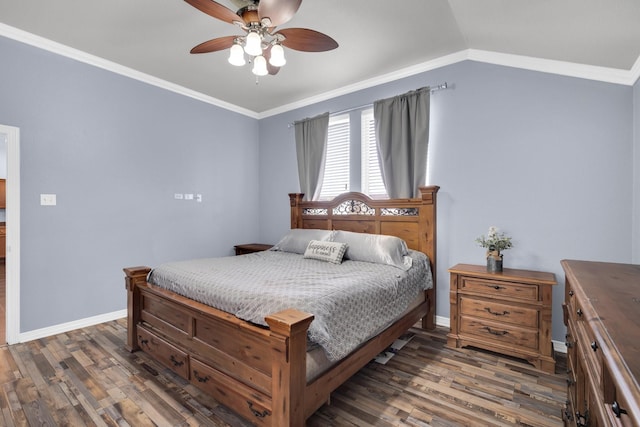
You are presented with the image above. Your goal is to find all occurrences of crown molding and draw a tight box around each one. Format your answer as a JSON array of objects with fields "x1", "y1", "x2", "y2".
[
  {"x1": 258, "y1": 51, "x2": 468, "y2": 119},
  {"x1": 466, "y1": 49, "x2": 636, "y2": 86},
  {"x1": 0, "y1": 23, "x2": 259, "y2": 119},
  {"x1": 631, "y1": 55, "x2": 640, "y2": 85},
  {"x1": 2, "y1": 22, "x2": 638, "y2": 118}
]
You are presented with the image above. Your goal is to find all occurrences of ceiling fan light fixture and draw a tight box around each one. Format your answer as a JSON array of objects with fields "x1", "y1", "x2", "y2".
[
  {"x1": 252, "y1": 55, "x2": 269, "y2": 76},
  {"x1": 228, "y1": 43, "x2": 246, "y2": 66},
  {"x1": 244, "y1": 31, "x2": 263, "y2": 56},
  {"x1": 269, "y1": 44, "x2": 286, "y2": 67}
]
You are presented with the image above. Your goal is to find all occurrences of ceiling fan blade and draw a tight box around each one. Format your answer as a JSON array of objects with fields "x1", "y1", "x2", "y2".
[
  {"x1": 258, "y1": 0, "x2": 301, "y2": 27},
  {"x1": 190, "y1": 35, "x2": 236, "y2": 54},
  {"x1": 276, "y1": 28, "x2": 338, "y2": 52},
  {"x1": 184, "y1": 0, "x2": 240, "y2": 24}
]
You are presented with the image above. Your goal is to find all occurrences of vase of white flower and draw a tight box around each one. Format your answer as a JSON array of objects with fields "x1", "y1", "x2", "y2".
[{"x1": 476, "y1": 226, "x2": 513, "y2": 272}]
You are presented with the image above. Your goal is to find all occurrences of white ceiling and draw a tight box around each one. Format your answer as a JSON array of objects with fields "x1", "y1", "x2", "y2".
[{"x1": 1, "y1": 0, "x2": 639, "y2": 115}]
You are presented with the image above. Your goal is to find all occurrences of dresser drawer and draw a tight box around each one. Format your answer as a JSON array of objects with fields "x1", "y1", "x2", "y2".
[
  {"x1": 459, "y1": 316, "x2": 539, "y2": 350},
  {"x1": 459, "y1": 296, "x2": 539, "y2": 328},
  {"x1": 461, "y1": 277, "x2": 539, "y2": 301},
  {"x1": 575, "y1": 321, "x2": 603, "y2": 388},
  {"x1": 137, "y1": 327, "x2": 190, "y2": 380}
]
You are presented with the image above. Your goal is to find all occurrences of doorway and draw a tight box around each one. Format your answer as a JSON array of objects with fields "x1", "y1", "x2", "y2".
[{"x1": 0, "y1": 125, "x2": 20, "y2": 345}]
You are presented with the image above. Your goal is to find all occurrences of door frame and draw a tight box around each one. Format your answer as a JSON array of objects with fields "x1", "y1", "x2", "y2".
[{"x1": 0, "y1": 124, "x2": 20, "y2": 344}]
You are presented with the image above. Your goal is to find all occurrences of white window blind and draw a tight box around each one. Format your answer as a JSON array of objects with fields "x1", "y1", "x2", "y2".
[
  {"x1": 318, "y1": 114, "x2": 350, "y2": 200},
  {"x1": 361, "y1": 109, "x2": 388, "y2": 199}
]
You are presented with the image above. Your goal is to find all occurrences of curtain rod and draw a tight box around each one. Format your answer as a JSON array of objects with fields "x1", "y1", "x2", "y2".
[{"x1": 289, "y1": 82, "x2": 449, "y2": 128}]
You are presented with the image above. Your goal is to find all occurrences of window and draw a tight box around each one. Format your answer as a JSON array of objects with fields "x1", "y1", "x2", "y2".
[
  {"x1": 361, "y1": 109, "x2": 388, "y2": 199},
  {"x1": 318, "y1": 114, "x2": 350, "y2": 200},
  {"x1": 319, "y1": 109, "x2": 389, "y2": 200}
]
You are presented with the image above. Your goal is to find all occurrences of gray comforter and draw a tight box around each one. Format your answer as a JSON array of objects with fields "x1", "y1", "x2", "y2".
[{"x1": 148, "y1": 250, "x2": 432, "y2": 361}]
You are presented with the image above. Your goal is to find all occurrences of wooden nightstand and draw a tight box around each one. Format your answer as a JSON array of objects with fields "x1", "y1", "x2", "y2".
[
  {"x1": 447, "y1": 263, "x2": 556, "y2": 373},
  {"x1": 234, "y1": 243, "x2": 273, "y2": 256}
]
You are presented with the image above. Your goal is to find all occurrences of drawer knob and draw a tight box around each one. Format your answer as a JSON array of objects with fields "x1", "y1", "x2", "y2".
[
  {"x1": 566, "y1": 378, "x2": 575, "y2": 386},
  {"x1": 487, "y1": 284, "x2": 505, "y2": 290},
  {"x1": 563, "y1": 408, "x2": 574, "y2": 421},
  {"x1": 575, "y1": 411, "x2": 588, "y2": 427},
  {"x1": 483, "y1": 326, "x2": 509, "y2": 336},
  {"x1": 170, "y1": 355, "x2": 185, "y2": 367},
  {"x1": 247, "y1": 401, "x2": 271, "y2": 418},
  {"x1": 591, "y1": 341, "x2": 599, "y2": 352},
  {"x1": 576, "y1": 308, "x2": 583, "y2": 317},
  {"x1": 484, "y1": 307, "x2": 510, "y2": 316},
  {"x1": 138, "y1": 335, "x2": 149, "y2": 348},
  {"x1": 193, "y1": 370, "x2": 210, "y2": 383},
  {"x1": 565, "y1": 340, "x2": 573, "y2": 348},
  {"x1": 569, "y1": 290, "x2": 574, "y2": 297},
  {"x1": 612, "y1": 401, "x2": 628, "y2": 418}
]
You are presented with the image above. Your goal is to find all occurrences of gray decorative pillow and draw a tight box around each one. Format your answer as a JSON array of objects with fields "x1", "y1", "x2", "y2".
[
  {"x1": 331, "y1": 230, "x2": 412, "y2": 270},
  {"x1": 272, "y1": 229, "x2": 334, "y2": 254},
  {"x1": 304, "y1": 240, "x2": 348, "y2": 264}
]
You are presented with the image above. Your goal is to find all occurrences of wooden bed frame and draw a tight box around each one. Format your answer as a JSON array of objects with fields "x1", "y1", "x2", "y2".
[{"x1": 124, "y1": 185, "x2": 439, "y2": 426}]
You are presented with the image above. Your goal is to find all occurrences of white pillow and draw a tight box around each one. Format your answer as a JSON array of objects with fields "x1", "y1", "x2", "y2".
[
  {"x1": 272, "y1": 229, "x2": 334, "y2": 254},
  {"x1": 331, "y1": 230, "x2": 412, "y2": 270},
  {"x1": 303, "y1": 240, "x2": 348, "y2": 264}
]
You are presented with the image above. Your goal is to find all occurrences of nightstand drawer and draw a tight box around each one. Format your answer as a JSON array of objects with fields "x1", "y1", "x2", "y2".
[
  {"x1": 460, "y1": 316, "x2": 539, "y2": 350},
  {"x1": 461, "y1": 277, "x2": 539, "y2": 301},
  {"x1": 459, "y1": 296, "x2": 539, "y2": 328}
]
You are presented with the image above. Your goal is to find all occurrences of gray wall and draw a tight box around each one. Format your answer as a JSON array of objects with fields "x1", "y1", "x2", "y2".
[
  {"x1": 259, "y1": 60, "x2": 634, "y2": 342},
  {"x1": 0, "y1": 36, "x2": 260, "y2": 332}
]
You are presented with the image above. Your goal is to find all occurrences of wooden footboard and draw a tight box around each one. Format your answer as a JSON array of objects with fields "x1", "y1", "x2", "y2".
[
  {"x1": 125, "y1": 266, "x2": 315, "y2": 425},
  {"x1": 125, "y1": 266, "x2": 430, "y2": 426}
]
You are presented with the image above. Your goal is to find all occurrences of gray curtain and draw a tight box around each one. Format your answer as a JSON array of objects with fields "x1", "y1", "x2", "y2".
[
  {"x1": 294, "y1": 112, "x2": 330, "y2": 201},
  {"x1": 373, "y1": 87, "x2": 430, "y2": 198}
]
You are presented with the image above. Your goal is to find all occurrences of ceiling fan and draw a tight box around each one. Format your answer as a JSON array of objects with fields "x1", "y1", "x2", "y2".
[{"x1": 184, "y1": 0, "x2": 339, "y2": 76}]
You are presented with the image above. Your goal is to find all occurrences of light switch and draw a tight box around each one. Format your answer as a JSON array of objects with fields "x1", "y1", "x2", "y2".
[
  {"x1": 174, "y1": 193, "x2": 184, "y2": 200},
  {"x1": 184, "y1": 193, "x2": 194, "y2": 200},
  {"x1": 41, "y1": 194, "x2": 57, "y2": 206},
  {"x1": 196, "y1": 194, "x2": 202, "y2": 202}
]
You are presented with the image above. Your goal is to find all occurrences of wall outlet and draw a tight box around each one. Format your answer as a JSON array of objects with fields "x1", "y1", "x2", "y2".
[
  {"x1": 174, "y1": 193, "x2": 183, "y2": 200},
  {"x1": 40, "y1": 194, "x2": 57, "y2": 206},
  {"x1": 184, "y1": 193, "x2": 194, "y2": 200},
  {"x1": 196, "y1": 194, "x2": 202, "y2": 202}
]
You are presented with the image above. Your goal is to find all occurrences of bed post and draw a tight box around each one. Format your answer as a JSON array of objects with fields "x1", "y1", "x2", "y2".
[
  {"x1": 289, "y1": 193, "x2": 304, "y2": 229},
  {"x1": 418, "y1": 185, "x2": 439, "y2": 330},
  {"x1": 123, "y1": 266, "x2": 151, "y2": 352},
  {"x1": 265, "y1": 309, "x2": 314, "y2": 427}
]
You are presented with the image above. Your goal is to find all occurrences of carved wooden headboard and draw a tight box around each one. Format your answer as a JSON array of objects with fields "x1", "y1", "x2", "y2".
[{"x1": 288, "y1": 185, "x2": 439, "y2": 291}]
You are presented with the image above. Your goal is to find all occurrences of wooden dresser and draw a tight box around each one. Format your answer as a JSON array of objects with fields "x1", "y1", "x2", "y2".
[
  {"x1": 561, "y1": 260, "x2": 640, "y2": 427},
  {"x1": 448, "y1": 263, "x2": 556, "y2": 373}
]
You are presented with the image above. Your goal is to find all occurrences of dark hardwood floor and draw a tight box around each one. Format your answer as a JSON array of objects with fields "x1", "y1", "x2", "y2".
[{"x1": 0, "y1": 319, "x2": 566, "y2": 426}]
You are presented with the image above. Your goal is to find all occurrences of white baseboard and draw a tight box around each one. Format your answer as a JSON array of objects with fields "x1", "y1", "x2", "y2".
[
  {"x1": 553, "y1": 340, "x2": 568, "y2": 354},
  {"x1": 17, "y1": 309, "x2": 127, "y2": 343},
  {"x1": 435, "y1": 315, "x2": 450, "y2": 328}
]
